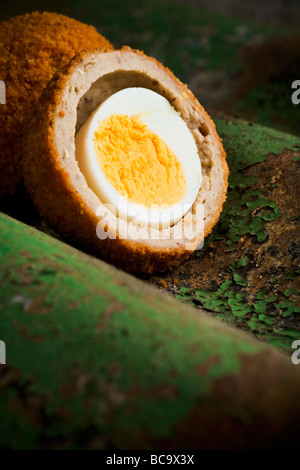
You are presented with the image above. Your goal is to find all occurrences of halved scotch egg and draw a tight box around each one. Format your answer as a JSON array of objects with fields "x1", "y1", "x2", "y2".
[
  {"x1": 75, "y1": 87, "x2": 202, "y2": 229},
  {"x1": 23, "y1": 47, "x2": 228, "y2": 274}
]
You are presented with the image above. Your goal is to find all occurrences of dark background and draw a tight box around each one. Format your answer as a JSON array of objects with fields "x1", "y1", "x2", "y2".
[{"x1": 1, "y1": 0, "x2": 299, "y2": 135}]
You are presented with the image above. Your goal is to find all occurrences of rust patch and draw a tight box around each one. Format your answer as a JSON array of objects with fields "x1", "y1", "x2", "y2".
[
  {"x1": 149, "y1": 149, "x2": 300, "y2": 343},
  {"x1": 95, "y1": 301, "x2": 124, "y2": 333},
  {"x1": 25, "y1": 294, "x2": 53, "y2": 315},
  {"x1": 196, "y1": 355, "x2": 221, "y2": 377}
]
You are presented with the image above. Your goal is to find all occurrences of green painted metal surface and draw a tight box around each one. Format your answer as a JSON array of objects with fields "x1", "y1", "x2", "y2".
[
  {"x1": 0, "y1": 212, "x2": 300, "y2": 449},
  {"x1": 150, "y1": 120, "x2": 300, "y2": 351}
]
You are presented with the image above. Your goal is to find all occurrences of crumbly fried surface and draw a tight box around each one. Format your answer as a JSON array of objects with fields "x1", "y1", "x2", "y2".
[
  {"x1": 0, "y1": 11, "x2": 114, "y2": 197},
  {"x1": 23, "y1": 47, "x2": 228, "y2": 274}
]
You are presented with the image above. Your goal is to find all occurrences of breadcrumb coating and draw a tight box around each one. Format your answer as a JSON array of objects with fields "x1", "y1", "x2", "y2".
[
  {"x1": 0, "y1": 11, "x2": 114, "y2": 196},
  {"x1": 23, "y1": 48, "x2": 228, "y2": 274}
]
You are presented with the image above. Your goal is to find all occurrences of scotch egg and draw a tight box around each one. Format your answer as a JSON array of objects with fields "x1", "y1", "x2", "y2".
[
  {"x1": 23, "y1": 47, "x2": 228, "y2": 273},
  {"x1": 75, "y1": 87, "x2": 202, "y2": 229}
]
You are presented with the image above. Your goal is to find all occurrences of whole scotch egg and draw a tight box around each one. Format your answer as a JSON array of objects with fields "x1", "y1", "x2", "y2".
[
  {"x1": 23, "y1": 47, "x2": 229, "y2": 274},
  {"x1": 0, "y1": 12, "x2": 114, "y2": 198},
  {"x1": 75, "y1": 87, "x2": 202, "y2": 229}
]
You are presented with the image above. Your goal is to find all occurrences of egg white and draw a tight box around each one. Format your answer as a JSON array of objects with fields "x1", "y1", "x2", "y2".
[{"x1": 75, "y1": 87, "x2": 202, "y2": 229}]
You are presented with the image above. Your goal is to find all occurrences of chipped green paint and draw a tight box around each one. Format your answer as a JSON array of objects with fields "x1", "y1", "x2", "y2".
[
  {"x1": 176, "y1": 278, "x2": 299, "y2": 351},
  {"x1": 171, "y1": 120, "x2": 300, "y2": 350},
  {"x1": 177, "y1": 241, "x2": 299, "y2": 351},
  {"x1": 284, "y1": 288, "x2": 300, "y2": 297},
  {"x1": 177, "y1": 158, "x2": 300, "y2": 350},
  {"x1": 148, "y1": 119, "x2": 299, "y2": 355},
  {"x1": 177, "y1": 282, "x2": 251, "y2": 323},
  {"x1": 204, "y1": 120, "x2": 300, "y2": 251}
]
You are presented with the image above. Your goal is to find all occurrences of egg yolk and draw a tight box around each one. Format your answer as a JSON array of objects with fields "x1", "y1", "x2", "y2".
[{"x1": 93, "y1": 114, "x2": 186, "y2": 208}]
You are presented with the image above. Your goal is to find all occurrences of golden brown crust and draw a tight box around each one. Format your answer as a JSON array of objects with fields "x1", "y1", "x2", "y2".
[
  {"x1": 23, "y1": 47, "x2": 228, "y2": 274},
  {"x1": 0, "y1": 11, "x2": 114, "y2": 197},
  {"x1": 118, "y1": 48, "x2": 229, "y2": 240}
]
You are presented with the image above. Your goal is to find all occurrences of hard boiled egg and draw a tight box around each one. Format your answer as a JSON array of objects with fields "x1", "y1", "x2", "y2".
[{"x1": 75, "y1": 87, "x2": 202, "y2": 229}]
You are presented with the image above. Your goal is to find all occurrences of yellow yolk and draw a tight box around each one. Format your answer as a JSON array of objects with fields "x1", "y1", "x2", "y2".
[
  {"x1": 75, "y1": 87, "x2": 202, "y2": 229},
  {"x1": 93, "y1": 114, "x2": 186, "y2": 208}
]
